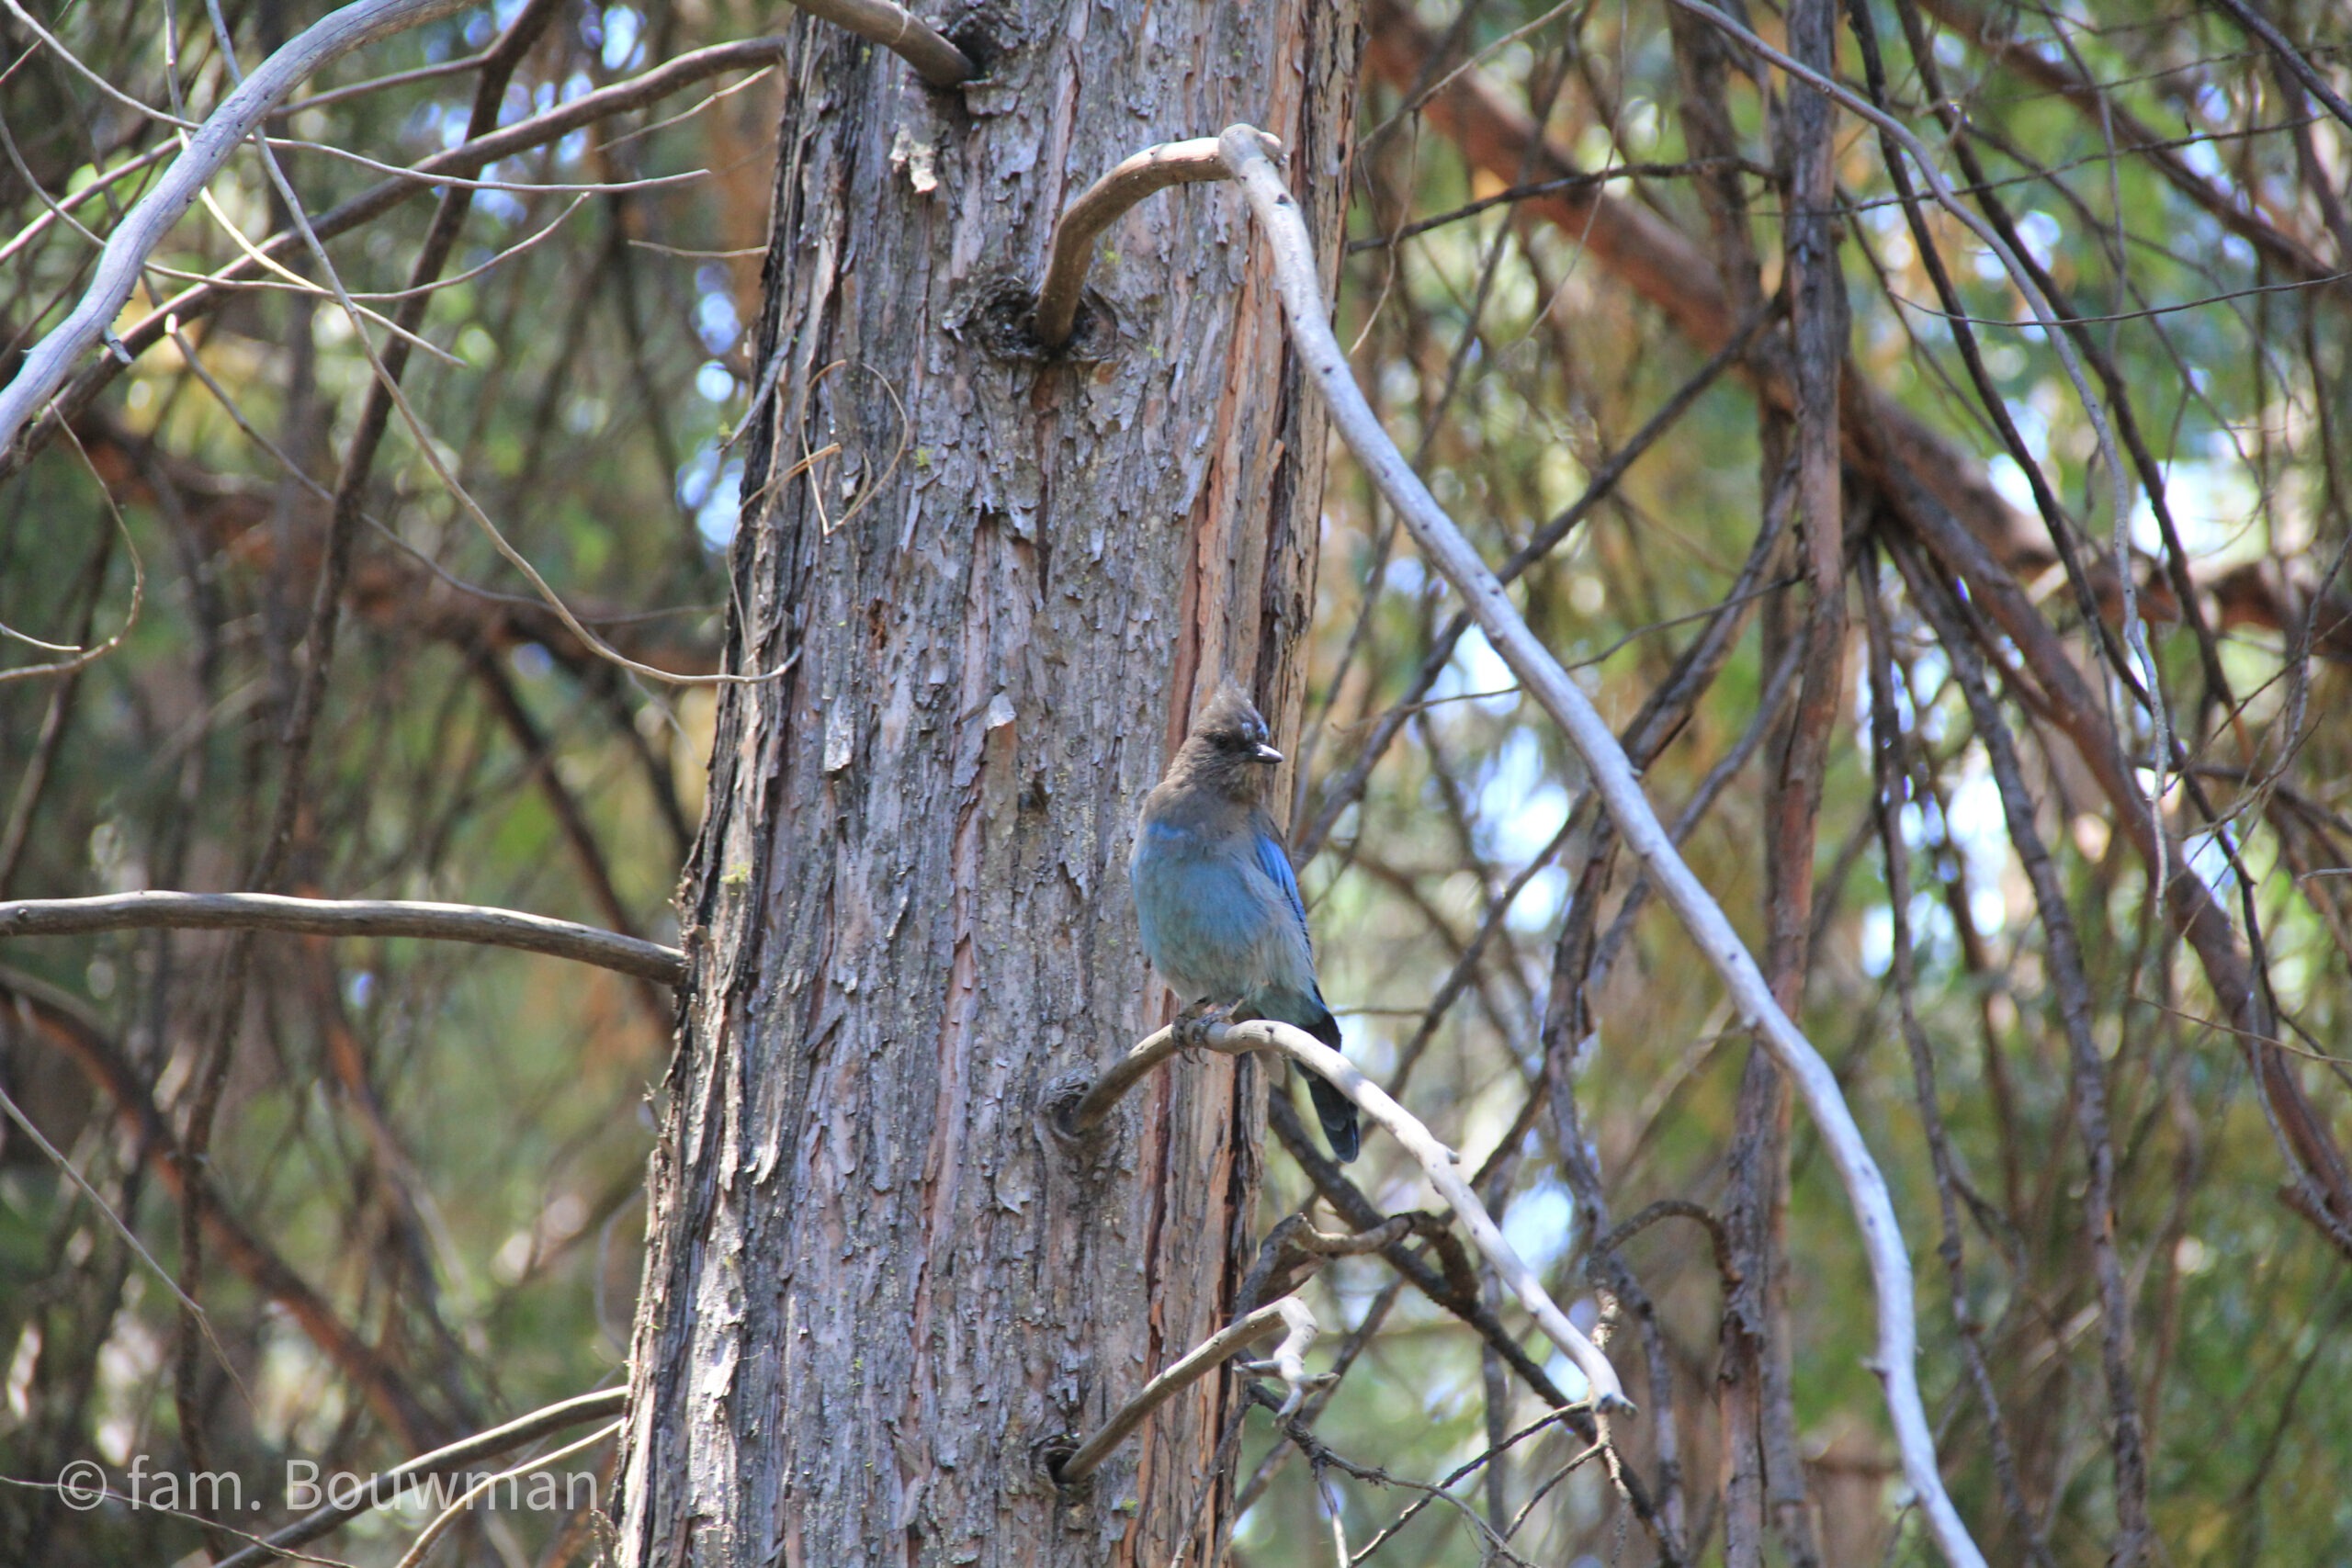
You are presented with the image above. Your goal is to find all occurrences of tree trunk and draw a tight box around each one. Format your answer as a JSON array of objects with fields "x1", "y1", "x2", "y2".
[{"x1": 610, "y1": 6, "x2": 1359, "y2": 1563}]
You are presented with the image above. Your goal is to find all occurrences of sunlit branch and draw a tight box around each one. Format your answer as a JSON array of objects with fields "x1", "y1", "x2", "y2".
[{"x1": 0, "y1": 35, "x2": 800, "y2": 479}]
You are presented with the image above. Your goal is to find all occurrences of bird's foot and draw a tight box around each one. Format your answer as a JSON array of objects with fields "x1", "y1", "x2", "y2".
[{"x1": 1173, "y1": 999, "x2": 1231, "y2": 1059}]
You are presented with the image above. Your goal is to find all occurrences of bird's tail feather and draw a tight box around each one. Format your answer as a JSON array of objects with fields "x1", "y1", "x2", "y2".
[
  {"x1": 1301, "y1": 1008, "x2": 1361, "y2": 1163},
  {"x1": 1307, "y1": 1073, "x2": 1362, "y2": 1163}
]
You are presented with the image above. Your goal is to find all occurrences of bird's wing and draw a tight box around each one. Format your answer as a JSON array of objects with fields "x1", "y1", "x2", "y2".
[{"x1": 1250, "y1": 816, "x2": 1313, "y2": 950}]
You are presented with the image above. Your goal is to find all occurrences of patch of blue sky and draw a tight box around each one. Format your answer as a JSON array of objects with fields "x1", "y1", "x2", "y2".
[
  {"x1": 2183, "y1": 829, "x2": 2242, "y2": 900},
  {"x1": 2015, "y1": 209, "x2": 2061, "y2": 271},
  {"x1": 1475, "y1": 728, "x2": 1569, "y2": 868},
  {"x1": 697, "y1": 468, "x2": 744, "y2": 550},
  {"x1": 474, "y1": 187, "x2": 526, "y2": 225},
  {"x1": 1499, "y1": 1179, "x2": 1576, "y2": 1276},
  {"x1": 2127, "y1": 457, "x2": 2256, "y2": 560},
  {"x1": 1860, "y1": 891, "x2": 1960, "y2": 977},
  {"x1": 695, "y1": 270, "x2": 741, "y2": 355},
  {"x1": 1945, "y1": 767, "x2": 2010, "y2": 904},
  {"x1": 1431, "y1": 623, "x2": 1520, "y2": 716},
  {"x1": 1509, "y1": 864, "x2": 1569, "y2": 932},
  {"x1": 600, "y1": 6, "x2": 645, "y2": 72},
  {"x1": 676, "y1": 440, "x2": 743, "y2": 549}
]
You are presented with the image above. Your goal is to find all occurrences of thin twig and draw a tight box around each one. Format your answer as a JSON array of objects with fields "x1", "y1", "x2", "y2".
[
  {"x1": 209, "y1": 1388, "x2": 628, "y2": 1568},
  {"x1": 2208, "y1": 0, "x2": 2352, "y2": 135},
  {"x1": 0, "y1": 0, "x2": 479, "y2": 451},
  {"x1": 2, "y1": 969, "x2": 440, "y2": 1444},
  {"x1": 0, "y1": 1078, "x2": 248, "y2": 1398},
  {"x1": 1, "y1": 35, "x2": 802, "y2": 479},
  {"x1": 1656, "y1": 0, "x2": 2165, "y2": 932},
  {"x1": 390, "y1": 1418, "x2": 622, "y2": 1568}
]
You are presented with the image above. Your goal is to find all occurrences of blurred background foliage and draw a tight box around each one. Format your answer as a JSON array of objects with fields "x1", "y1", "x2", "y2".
[{"x1": 2, "y1": 0, "x2": 2348, "y2": 1562}]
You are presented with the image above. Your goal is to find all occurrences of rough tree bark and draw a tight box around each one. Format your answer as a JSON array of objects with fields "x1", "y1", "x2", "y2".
[{"x1": 609, "y1": 5, "x2": 1359, "y2": 1564}]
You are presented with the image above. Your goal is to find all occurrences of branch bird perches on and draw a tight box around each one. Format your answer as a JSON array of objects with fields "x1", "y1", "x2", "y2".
[{"x1": 1057, "y1": 1013, "x2": 1632, "y2": 1414}]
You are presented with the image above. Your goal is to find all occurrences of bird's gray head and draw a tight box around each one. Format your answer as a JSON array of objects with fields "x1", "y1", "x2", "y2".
[{"x1": 1169, "y1": 683, "x2": 1283, "y2": 801}]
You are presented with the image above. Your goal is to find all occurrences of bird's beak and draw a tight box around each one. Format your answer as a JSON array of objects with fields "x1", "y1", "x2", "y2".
[{"x1": 1252, "y1": 743, "x2": 1283, "y2": 765}]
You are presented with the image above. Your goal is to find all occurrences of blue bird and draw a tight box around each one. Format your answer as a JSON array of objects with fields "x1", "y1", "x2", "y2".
[{"x1": 1131, "y1": 683, "x2": 1362, "y2": 1162}]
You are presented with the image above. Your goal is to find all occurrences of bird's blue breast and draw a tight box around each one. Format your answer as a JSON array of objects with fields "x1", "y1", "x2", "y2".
[{"x1": 1131, "y1": 817, "x2": 1313, "y2": 1006}]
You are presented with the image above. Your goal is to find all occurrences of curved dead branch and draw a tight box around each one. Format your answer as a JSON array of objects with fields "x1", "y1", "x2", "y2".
[
  {"x1": 1214, "y1": 123, "x2": 1982, "y2": 1567},
  {"x1": 790, "y1": 0, "x2": 973, "y2": 86},
  {"x1": 1032, "y1": 133, "x2": 1280, "y2": 348}
]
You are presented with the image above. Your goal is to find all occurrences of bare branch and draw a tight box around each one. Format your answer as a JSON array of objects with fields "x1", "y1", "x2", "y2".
[
  {"x1": 2, "y1": 969, "x2": 443, "y2": 1445},
  {"x1": 1232, "y1": 1297, "x2": 1326, "y2": 1420},
  {"x1": 0, "y1": 892, "x2": 684, "y2": 985},
  {"x1": 0, "y1": 1077, "x2": 242, "y2": 1391},
  {"x1": 1214, "y1": 123, "x2": 1982, "y2": 1566},
  {"x1": 390, "y1": 1418, "x2": 621, "y2": 1568},
  {"x1": 1911, "y1": 0, "x2": 2338, "y2": 282},
  {"x1": 2209, "y1": 0, "x2": 2352, "y2": 135}
]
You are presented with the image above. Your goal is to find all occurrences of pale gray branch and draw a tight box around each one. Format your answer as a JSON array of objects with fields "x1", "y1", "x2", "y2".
[
  {"x1": 1234, "y1": 1296, "x2": 1325, "y2": 1419},
  {"x1": 0, "y1": 892, "x2": 684, "y2": 986},
  {"x1": 1214, "y1": 123, "x2": 1984, "y2": 1567}
]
